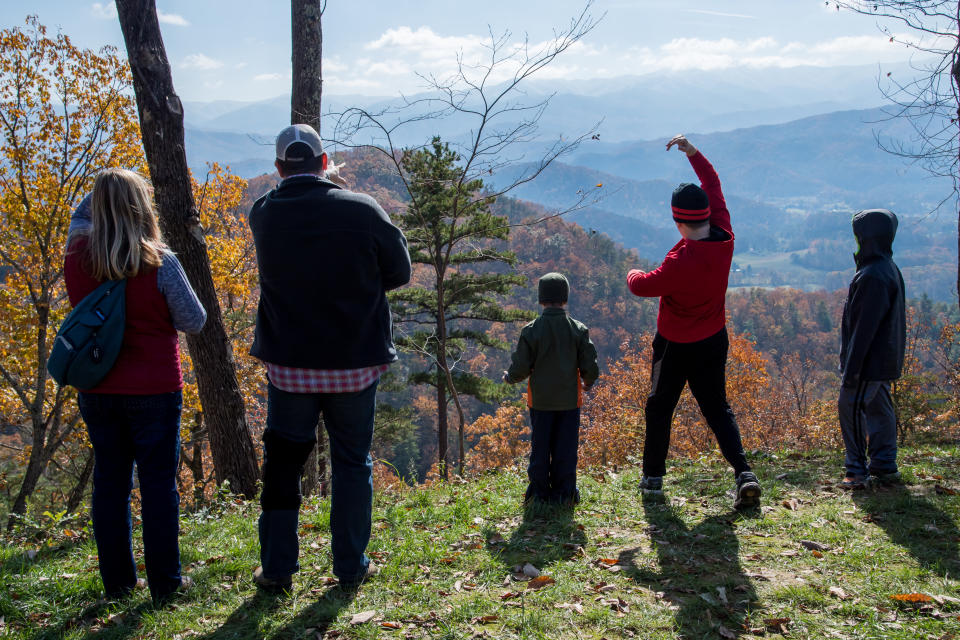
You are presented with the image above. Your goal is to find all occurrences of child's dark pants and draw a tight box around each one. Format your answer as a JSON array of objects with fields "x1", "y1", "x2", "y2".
[
  {"x1": 642, "y1": 328, "x2": 751, "y2": 478},
  {"x1": 527, "y1": 407, "x2": 580, "y2": 504}
]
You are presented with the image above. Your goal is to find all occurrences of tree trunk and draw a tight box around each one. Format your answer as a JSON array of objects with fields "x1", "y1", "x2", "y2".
[
  {"x1": 65, "y1": 448, "x2": 95, "y2": 515},
  {"x1": 291, "y1": 0, "x2": 323, "y2": 132},
  {"x1": 6, "y1": 422, "x2": 49, "y2": 529},
  {"x1": 302, "y1": 421, "x2": 327, "y2": 498},
  {"x1": 436, "y1": 371, "x2": 449, "y2": 479},
  {"x1": 114, "y1": 0, "x2": 259, "y2": 498},
  {"x1": 953, "y1": 52, "x2": 960, "y2": 308},
  {"x1": 290, "y1": 0, "x2": 326, "y2": 497}
]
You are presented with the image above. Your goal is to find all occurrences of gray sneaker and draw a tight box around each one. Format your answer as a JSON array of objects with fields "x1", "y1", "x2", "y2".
[
  {"x1": 735, "y1": 471, "x2": 762, "y2": 509},
  {"x1": 253, "y1": 566, "x2": 293, "y2": 593},
  {"x1": 640, "y1": 476, "x2": 663, "y2": 493}
]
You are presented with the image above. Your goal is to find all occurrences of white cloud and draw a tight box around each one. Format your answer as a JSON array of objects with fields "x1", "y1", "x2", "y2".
[
  {"x1": 254, "y1": 73, "x2": 284, "y2": 82},
  {"x1": 91, "y1": 2, "x2": 117, "y2": 19},
  {"x1": 366, "y1": 26, "x2": 486, "y2": 62},
  {"x1": 157, "y1": 10, "x2": 190, "y2": 27},
  {"x1": 181, "y1": 53, "x2": 223, "y2": 70},
  {"x1": 235, "y1": 62, "x2": 248, "y2": 70},
  {"x1": 685, "y1": 9, "x2": 756, "y2": 19}
]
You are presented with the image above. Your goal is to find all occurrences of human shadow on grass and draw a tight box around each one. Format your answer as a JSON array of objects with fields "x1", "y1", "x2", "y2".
[
  {"x1": 853, "y1": 486, "x2": 960, "y2": 575},
  {"x1": 615, "y1": 494, "x2": 760, "y2": 638},
  {"x1": 487, "y1": 501, "x2": 587, "y2": 572},
  {"x1": 191, "y1": 584, "x2": 357, "y2": 640},
  {"x1": 29, "y1": 598, "x2": 150, "y2": 640}
]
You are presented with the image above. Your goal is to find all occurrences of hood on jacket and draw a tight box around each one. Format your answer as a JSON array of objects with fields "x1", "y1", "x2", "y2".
[{"x1": 852, "y1": 208, "x2": 897, "y2": 267}]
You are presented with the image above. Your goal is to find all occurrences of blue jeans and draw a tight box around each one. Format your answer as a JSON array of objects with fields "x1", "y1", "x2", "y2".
[
  {"x1": 838, "y1": 380, "x2": 898, "y2": 477},
  {"x1": 259, "y1": 380, "x2": 377, "y2": 583},
  {"x1": 78, "y1": 391, "x2": 183, "y2": 601},
  {"x1": 527, "y1": 408, "x2": 581, "y2": 504}
]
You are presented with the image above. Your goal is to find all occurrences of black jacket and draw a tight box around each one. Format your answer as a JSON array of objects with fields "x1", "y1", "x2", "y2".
[
  {"x1": 249, "y1": 175, "x2": 411, "y2": 368},
  {"x1": 840, "y1": 209, "x2": 905, "y2": 387}
]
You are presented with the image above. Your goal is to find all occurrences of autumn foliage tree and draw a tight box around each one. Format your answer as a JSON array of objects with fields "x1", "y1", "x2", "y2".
[
  {"x1": 0, "y1": 18, "x2": 143, "y2": 526},
  {"x1": 178, "y1": 164, "x2": 265, "y2": 507}
]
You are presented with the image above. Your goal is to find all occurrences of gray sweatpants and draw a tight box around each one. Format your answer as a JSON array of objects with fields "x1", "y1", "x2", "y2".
[{"x1": 837, "y1": 380, "x2": 898, "y2": 477}]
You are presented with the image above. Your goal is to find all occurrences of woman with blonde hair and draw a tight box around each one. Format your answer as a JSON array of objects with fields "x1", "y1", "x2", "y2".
[{"x1": 65, "y1": 168, "x2": 206, "y2": 604}]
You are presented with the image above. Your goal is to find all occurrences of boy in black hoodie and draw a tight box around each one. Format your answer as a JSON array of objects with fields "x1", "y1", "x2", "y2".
[{"x1": 838, "y1": 209, "x2": 906, "y2": 490}]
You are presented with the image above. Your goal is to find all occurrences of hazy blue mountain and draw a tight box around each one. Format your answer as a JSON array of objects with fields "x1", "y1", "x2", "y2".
[{"x1": 180, "y1": 63, "x2": 914, "y2": 176}]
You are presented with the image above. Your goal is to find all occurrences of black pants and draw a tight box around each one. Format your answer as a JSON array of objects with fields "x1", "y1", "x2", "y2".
[
  {"x1": 526, "y1": 408, "x2": 580, "y2": 503},
  {"x1": 642, "y1": 328, "x2": 750, "y2": 477}
]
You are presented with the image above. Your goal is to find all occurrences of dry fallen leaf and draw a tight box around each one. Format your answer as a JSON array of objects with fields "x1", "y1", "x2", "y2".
[
  {"x1": 350, "y1": 610, "x2": 377, "y2": 625},
  {"x1": 782, "y1": 498, "x2": 800, "y2": 511},
  {"x1": 800, "y1": 540, "x2": 830, "y2": 551},
  {"x1": 380, "y1": 621, "x2": 402, "y2": 629},
  {"x1": 470, "y1": 615, "x2": 499, "y2": 623},
  {"x1": 829, "y1": 586, "x2": 850, "y2": 600},
  {"x1": 890, "y1": 593, "x2": 933, "y2": 603},
  {"x1": 935, "y1": 484, "x2": 957, "y2": 495},
  {"x1": 527, "y1": 576, "x2": 556, "y2": 590},
  {"x1": 718, "y1": 624, "x2": 737, "y2": 639},
  {"x1": 500, "y1": 590, "x2": 521, "y2": 600},
  {"x1": 522, "y1": 563, "x2": 540, "y2": 578}
]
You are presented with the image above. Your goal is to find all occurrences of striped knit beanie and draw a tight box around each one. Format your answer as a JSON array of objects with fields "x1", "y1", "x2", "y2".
[{"x1": 671, "y1": 183, "x2": 710, "y2": 223}]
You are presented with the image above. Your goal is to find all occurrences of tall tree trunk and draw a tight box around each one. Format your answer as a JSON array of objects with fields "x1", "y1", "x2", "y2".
[
  {"x1": 953, "y1": 51, "x2": 960, "y2": 308},
  {"x1": 114, "y1": 0, "x2": 259, "y2": 498},
  {"x1": 436, "y1": 370, "x2": 449, "y2": 479},
  {"x1": 65, "y1": 448, "x2": 95, "y2": 515},
  {"x1": 291, "y1": 0, "x2": 326, "y2": 497},
  {"x1": 291, "y1": 0, "x2": 323, "y2": 132}
]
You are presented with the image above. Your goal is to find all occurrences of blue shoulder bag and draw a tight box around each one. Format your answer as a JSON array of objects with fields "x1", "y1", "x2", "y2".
[{"x1": 47, "y1": 279, "x2": 127, "y2": 389}]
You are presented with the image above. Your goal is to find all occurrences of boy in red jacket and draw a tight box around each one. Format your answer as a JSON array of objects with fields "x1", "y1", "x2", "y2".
[{"x1": 626, "y1": 135, "x2": 761, "y2": 509}]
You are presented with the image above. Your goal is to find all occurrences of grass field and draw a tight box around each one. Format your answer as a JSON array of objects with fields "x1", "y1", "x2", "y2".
[{"x1": 1, "y1": 444, "x2": 959, "y2": 639}]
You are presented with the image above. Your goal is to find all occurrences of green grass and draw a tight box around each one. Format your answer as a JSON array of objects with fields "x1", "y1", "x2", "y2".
[{"x1": 2, "y1": 444, "x2": 959, "y2": 639}]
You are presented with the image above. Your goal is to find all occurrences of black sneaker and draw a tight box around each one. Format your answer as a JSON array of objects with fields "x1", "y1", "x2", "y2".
[
  {"x1": 867, "y1": 471, "x2": 903, "y2": 488},
  {"x1": 639, "y1": 476, "x2": 663, "y2": 493},
  {"x1": 735, "y1": 471, "x2": 762, "y2": 509}
]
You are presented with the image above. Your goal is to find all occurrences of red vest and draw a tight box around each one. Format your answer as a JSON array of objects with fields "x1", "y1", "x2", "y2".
[{"x1": 64, "y1": 237, "x2": 182, "y2": 394}]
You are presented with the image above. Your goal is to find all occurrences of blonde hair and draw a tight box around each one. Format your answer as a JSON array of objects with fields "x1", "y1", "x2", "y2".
[{"x1": 85, "y1": 168, "x2": 167, "y2": 280}]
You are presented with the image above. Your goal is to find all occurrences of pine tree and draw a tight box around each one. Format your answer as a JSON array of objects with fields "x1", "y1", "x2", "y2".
[{"x1": 391, "y1": 137, "x2": 535, "y2": 477}]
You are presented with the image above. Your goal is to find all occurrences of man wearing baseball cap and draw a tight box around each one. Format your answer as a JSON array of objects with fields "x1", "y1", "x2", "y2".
[
  {"x1": 626, "y1": 134, "x2": 761, "y2": 510},
  {"x1": 248, "y1": 123, "x2": 411, "y2": 591}
]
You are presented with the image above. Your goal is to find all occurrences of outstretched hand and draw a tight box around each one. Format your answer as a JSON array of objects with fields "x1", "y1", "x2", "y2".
[{"x1": 666, "y1": 134, "x2": 698, "y2": 157}]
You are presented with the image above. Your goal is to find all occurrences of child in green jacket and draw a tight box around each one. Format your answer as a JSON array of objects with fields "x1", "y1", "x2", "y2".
[{"x1": 503, "y1": 273, "x2": 599, "y2": 505}]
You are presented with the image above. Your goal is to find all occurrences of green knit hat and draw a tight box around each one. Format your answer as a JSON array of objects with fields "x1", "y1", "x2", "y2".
[{"x1": 538, "y1": 272, "x2": 569, "y2": 304}]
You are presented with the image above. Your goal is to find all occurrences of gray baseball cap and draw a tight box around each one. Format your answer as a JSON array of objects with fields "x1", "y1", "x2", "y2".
[{"x1": 275, "y1": 124, "x2": 323, "y2": 161}]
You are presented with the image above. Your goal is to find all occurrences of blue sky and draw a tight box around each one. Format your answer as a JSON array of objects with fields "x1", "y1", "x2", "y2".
[{"x1": 3, "y1": 1, "x2": 930, "y2": 102}]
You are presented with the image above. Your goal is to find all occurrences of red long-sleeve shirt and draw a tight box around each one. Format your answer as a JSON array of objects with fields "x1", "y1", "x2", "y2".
[{"x1": 626, "y1": 151, "x2": 733, "y2": 343}]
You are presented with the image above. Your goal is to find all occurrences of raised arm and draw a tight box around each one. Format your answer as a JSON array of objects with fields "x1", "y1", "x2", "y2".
[{"x1": 667, "y1": 135, "x2": 730, "y2": 234}]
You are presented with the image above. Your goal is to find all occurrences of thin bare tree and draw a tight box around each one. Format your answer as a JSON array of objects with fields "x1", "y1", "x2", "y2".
[
  {"x1": 832, "y1": 1, "x2": 960, "y2": 302},
  {"x1": 331, "y1": 2, "x2": 603, "y2": 477}
]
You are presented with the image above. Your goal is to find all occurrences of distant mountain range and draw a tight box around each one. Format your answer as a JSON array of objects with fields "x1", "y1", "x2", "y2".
[
  {"x1": 181, "y1": 63, "x2": 958, "y2": 301},
  {"x1": 182, "y1": 63, "x2": 917, "y2": 178}
]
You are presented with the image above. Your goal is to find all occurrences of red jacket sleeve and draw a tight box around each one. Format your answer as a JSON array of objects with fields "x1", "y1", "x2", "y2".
[
  {"x1": 688, "y1": 151, "x2": 731, "y2": 235},
  {"x1": 627, "y1": 256, "x2": 680, "y2": 298}
]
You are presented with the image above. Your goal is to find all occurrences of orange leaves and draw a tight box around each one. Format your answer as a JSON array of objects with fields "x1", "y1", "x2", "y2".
[
  {"x1": 890, "y1": 593, "x2": 933, "y2": 603},
  {"x1": 526, "y1": 575, "x2": 556, "y2": 590},
  {"x1": 465, "y1": 405, "x2": 530, "y2": 472}
]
